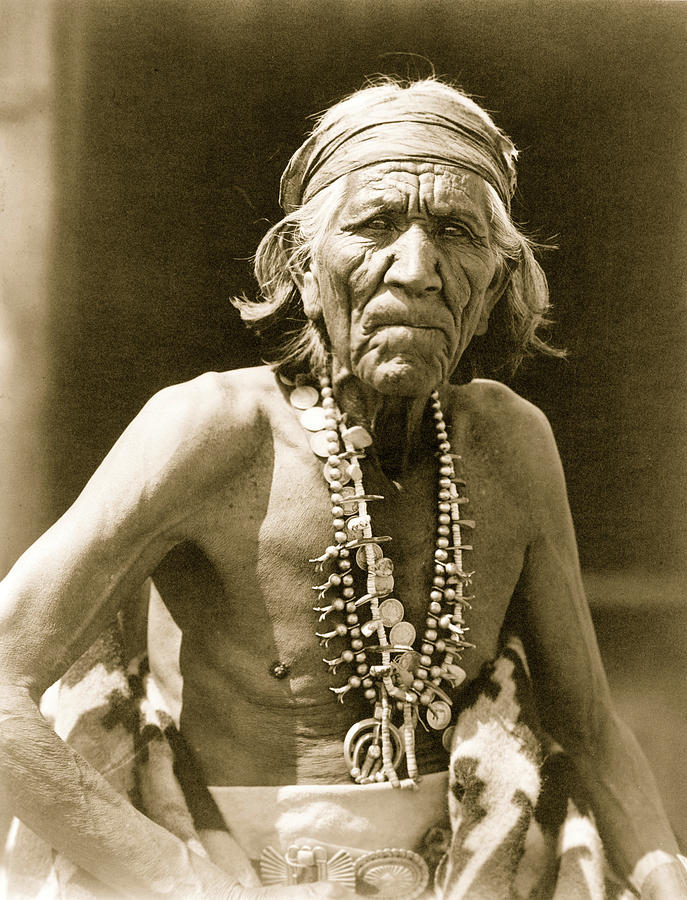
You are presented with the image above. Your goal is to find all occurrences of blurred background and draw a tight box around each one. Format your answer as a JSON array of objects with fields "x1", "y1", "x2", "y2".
[{"x1": 1, "y1": 0, "x2": 685, "y2": 849}]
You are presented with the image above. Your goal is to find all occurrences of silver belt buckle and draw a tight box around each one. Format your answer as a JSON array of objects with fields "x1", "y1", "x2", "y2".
[
  {"x1": 260, "y1": 843, "x2": 355, "y2": 888},
  {"x1": 259, "y1": 842, "x2": 429, "y2": 898}
]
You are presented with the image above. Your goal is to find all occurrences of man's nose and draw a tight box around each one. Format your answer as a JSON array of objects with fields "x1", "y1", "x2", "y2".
[{"x1": 384, "y1": 226, "x2": 442, "y2": 295}]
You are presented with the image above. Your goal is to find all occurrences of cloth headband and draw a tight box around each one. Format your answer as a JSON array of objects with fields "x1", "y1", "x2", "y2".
[{"x1": 280, "y1": 106, "x2": 518, "y2": 214}]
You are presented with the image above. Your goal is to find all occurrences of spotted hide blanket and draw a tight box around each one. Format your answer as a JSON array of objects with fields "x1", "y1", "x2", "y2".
[{"x1": 3, "y1": 620, "x2": 635, "y2": 899}]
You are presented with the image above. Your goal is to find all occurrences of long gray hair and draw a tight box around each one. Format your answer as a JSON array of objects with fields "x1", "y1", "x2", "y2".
[{"x1": 232, "y1": 78, "x2": 561, "y2": 380}]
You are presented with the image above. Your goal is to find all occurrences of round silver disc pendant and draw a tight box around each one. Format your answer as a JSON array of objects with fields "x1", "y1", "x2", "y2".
[
  {"x1": 379, "y1": 598, "x2": 404, "y2": 627},
  {"x1": 395, "y1": 650, "x2": 421, "y2": 674},
  {"x1": 374, "y1": 574, "x2": 395, "y2": 597},
  {"x1": 300, "y1": 406, "x2": 328, "y2": 432},
  {"x1": 356, "y1": 543, "x2": 383, "y2": 570},
  {"x1": 309, "y1": 431, "x2": 331, "y2": 458},
  {"x1": 388, "y1": 621, "x2": 415, "y2": 646},
  {"x1": 289, "y1": 385, "x2": 319, "y2": 409},
  {"x1": 441, "y1": 724, "x2": 456, "y2": 752},
  {"x1": 426, "y1": 700, "x2": 452, "y2": 731},
  {"x1": 374, "y1": 557, "x2": 394, "y2": 577}
]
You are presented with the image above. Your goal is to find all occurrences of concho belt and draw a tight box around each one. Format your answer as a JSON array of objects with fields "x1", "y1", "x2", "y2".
[{"x1": 259, "y1": 837, "x2": 430, "y2": 899}]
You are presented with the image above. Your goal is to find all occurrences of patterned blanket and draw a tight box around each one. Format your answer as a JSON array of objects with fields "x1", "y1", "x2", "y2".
[{"x1": 2, "y1": 613, "x2": 636, "y2": 899}]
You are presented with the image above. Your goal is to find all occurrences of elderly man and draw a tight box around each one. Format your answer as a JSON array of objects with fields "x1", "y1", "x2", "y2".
[{"x1": 0, "y1": 78, "x2": 685, "y2": 900}]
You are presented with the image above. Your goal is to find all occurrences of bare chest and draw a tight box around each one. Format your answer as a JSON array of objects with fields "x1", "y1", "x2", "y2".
[
  {"x1": 158, "y1": 426, "x2": 529, "y2": 700},
  {"x1": 150, "y1": 412, "x2": 532, "y2": 784}
]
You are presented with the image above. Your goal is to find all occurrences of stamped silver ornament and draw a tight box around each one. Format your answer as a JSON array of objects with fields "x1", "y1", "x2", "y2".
[
  {"x1": 300, "y1": 406, "x2": 328, "y2": 432},
  {"x1": 289, "y1": 385, "x2": 319, "y2": 409}
]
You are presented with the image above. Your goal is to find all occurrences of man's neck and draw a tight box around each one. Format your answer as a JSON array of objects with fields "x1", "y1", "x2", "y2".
[{"x1": 330, "y1": 362, "x2": 433, "y2": 478}]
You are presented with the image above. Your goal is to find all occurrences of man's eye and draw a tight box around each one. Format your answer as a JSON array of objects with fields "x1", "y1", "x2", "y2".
[
  {"x1": 361, "y1": 217, "x2": 395, "y2": 232},
  {"x1": 438, "y1": 221, "x2": 473, "y2": 239}
]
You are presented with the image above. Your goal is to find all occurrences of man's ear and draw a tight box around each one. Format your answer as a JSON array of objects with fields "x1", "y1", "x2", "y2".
[
  {"x1": 474, "y1": 262, "x2": 513, "y2": 335},
  {"x1": 298, "y1": 270, "x2": 322, "y2": 322}
]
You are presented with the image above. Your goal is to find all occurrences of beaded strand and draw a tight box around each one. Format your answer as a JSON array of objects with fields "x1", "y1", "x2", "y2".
[{"x1": 289, "y1": 372, "x2": 475, "y2": 785}]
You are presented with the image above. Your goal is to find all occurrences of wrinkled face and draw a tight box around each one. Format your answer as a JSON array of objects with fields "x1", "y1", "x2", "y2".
[{"x1": 303, "y1": 161, "x2": 505, "y2": 396}]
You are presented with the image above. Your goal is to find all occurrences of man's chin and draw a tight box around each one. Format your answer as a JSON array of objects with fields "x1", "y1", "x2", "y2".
[{"x1": 355, "y1": 356, "x2": 445, "y2": 397}]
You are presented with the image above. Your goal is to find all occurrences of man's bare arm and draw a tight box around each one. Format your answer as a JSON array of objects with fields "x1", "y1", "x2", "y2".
[
  {"x1": 512, "y1": 402, "x2": 687, "y2": 898},
  {"x1": 0, "y1": 374, "x2": 259, "y2": 898}
]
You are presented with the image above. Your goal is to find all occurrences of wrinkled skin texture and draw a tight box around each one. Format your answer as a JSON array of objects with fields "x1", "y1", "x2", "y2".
[{"x1": 302, "y1": 162, "x2": 506, "y2": 398}]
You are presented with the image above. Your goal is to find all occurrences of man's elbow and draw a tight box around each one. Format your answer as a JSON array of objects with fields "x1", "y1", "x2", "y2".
[{"x1": 0, "y1": 676, "x2": 45, "y2": 770}]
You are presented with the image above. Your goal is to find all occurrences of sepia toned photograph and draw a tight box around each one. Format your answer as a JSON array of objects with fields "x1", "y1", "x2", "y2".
[{"x1": 0, "y1": 1, "x2": 685, "y2": 897}]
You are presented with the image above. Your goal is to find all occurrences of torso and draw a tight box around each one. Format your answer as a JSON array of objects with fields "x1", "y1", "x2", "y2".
[{"x1": 147, "y1": 367, "x2": 537, "y2": 786}]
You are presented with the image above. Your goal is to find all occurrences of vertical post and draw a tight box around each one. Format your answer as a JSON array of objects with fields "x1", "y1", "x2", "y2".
[{"x1": 0, "y1": 0, "x2": 55, "y2": 576}]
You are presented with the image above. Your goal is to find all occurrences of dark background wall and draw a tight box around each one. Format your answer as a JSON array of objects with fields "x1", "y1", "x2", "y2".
[{"x1": 4, "y1": 0, "x2": 686, "y2": 844}]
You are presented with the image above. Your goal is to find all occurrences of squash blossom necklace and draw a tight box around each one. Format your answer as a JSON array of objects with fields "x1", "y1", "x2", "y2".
[{"x1": 288, "y1": 370, "x2": 475, "y2": 789}]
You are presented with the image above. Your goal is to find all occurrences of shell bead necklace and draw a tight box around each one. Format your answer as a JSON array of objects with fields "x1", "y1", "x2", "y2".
[{"x1": 288, "y1": 372, "x2": 476, "y2": 788}]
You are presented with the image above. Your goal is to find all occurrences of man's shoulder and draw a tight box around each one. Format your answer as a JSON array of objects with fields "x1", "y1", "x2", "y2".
[
  {"x1": 452, "y1": 378, "x2": 549, "y2": 433},
  {"x1": 445, "y1": 381, "x2": 567, "y2": 539},
  {"x1": 64, "y1": 367, "x2": 284, "y2": 534},
  {"x1": 450, "y1": 378, "x2": 559, "y2": 477},
  {"x1": 127, "y1": 366, "x2": 281, "y2": 479},
  {"x1": 144, "y1": 365, "x2": 278, "y2": 431}
]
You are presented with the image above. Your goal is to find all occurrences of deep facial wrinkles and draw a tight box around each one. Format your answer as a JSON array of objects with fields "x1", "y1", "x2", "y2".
[
  {"x1": 311, "y1": 163, "x2": 500, "y2": 397},
  {"x1": 353, "y1": 236, "x2": 465, "y2": 365}
]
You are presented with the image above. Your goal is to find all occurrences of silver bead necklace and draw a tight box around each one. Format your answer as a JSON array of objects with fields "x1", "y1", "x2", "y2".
[{"x1": 288, "y1": 371, "x2": 475, "y2": 788}]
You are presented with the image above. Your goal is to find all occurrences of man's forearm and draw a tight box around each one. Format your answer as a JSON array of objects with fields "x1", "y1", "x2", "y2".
[
  {"x1": 0, "y1": 686, "x2": 238, "y2": 899},
  {"x1": 570, "y1": 711, "x2": 685, "y2": 897}
]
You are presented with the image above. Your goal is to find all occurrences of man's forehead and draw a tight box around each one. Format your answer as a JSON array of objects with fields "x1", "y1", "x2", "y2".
[{"x1": 338, "y1": 162, "x2": 491, "y2": 220}]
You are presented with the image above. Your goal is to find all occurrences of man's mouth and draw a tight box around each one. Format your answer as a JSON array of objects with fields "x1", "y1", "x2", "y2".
[
  {"x1": 359, "y1": 296, "x2": 454, "y2": 337},
  {"x1": 359, "y1": 324, "x2": 453, "y2": 365},
  {"x1": 360, "y1": 319, "x2": 447, "y2": 337}
]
